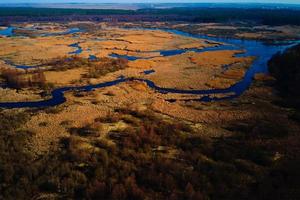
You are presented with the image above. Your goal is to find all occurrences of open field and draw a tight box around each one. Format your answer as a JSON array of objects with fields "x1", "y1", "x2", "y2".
[
  {"x1": 0, "y1": 22, "x2": 290, "y2": 142},
  {"x1": 0, "y1": 22, "x2": 245, "y2": 92},
  {"x1": 120, "y1": 21, "x2": 300, "y2": 41}
]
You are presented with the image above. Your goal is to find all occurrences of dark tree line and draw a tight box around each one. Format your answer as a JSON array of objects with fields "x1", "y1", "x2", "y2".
[
  {"x1": 0, "y1": 68, "x2": 46, "y2": 89},
  {"x1": 1, "y1": 7, "x2": 300, "y2": 25},
  {"x1": 268, "y1": 44, "x2": 300, "y2": 110}
]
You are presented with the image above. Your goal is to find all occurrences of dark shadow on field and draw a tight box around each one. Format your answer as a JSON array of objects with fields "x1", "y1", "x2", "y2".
[{"x1": 0, "y1": 107, "x2": 299, "y2": 199}]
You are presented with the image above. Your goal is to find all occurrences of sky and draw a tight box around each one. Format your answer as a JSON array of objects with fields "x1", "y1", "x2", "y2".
[{"x1": 2, "y1": 0, "x2": 300, "y2": 4}]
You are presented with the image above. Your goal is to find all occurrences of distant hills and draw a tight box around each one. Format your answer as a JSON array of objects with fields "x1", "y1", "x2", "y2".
[
  {"x1": 0, "y1": 3, "x2": 300, "y2": 10},
  {"x1": 1, "y1": 4, "x2": 300, "y2": 26}
]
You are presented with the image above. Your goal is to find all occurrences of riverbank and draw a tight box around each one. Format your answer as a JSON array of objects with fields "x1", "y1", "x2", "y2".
[
  {"x1": 1, "y1": 62, "x2": 299, "y2": 200},
  {"x1": 1, "y1": 22, "x2": 296, "y2": 108},
  {"x1": 0, "y1": 21, "x2": 300, "y2": 200},
  {"x1": 119, "y1": 21, "x2": 300, "y2": 42}
]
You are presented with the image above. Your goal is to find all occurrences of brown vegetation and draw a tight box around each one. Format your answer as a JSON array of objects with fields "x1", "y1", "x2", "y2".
[
  {"x1": 0, "y1": 107, "x2": 299, "y2": 199},
  {"x1": 85, "y1": 57, "x2": 128, "y2": 78},
  {"x1": 0, "y1": 68, "x2": 47, "y2": 89},
  {"x1": 45, "y1": 56, "x2": 128, "y2": 78},
  {"x1": 0, "y1": 22, "x2": 300, "y2": 200}
]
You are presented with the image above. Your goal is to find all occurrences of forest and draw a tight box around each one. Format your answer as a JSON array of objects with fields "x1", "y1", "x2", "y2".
[
  {"x1": 1, "y1": 7, "x2": 300, "y2": 25},
  {"x1": 269, "y1": 44, "x2": 300, "y2": 112},
  {"x1": 0, "y1": 106, "x2": 299, "y2": 199}
]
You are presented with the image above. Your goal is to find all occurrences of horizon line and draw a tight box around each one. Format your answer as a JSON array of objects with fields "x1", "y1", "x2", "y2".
[{"x1": 1, "y1": 2, "x2": 300, "y2": 5}]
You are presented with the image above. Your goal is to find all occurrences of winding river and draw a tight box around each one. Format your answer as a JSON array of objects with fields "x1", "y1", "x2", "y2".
[{"x1": 0, "y1": 26, "x2": 297, "y2": 108}]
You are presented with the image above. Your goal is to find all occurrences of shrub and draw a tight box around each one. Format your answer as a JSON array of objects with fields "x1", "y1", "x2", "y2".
[
  {"x1": 0, "y1": 68, "x2": 46, "y2": 89},
  {"x1": 44, "y1": 56, "x2": 128, "y2": 78}
]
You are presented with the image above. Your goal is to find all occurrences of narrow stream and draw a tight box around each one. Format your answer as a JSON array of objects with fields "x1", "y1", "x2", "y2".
[{"x1": 0, "y1": 26, "x2": 297, "y2": 108}]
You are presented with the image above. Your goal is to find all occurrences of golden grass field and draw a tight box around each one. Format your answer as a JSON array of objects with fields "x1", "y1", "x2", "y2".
[{"x1": 0, "y1": 22, "x2": 287, "y2": 156}]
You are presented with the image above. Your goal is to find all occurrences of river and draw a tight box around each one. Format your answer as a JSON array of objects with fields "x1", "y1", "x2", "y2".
[{"x1": 0, "y1": 26, "x2": 297, "y2": 108}]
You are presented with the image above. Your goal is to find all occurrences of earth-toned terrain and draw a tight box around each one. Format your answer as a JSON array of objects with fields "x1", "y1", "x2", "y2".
[
  {"x1": 0, "y1": 21, "x2": 299, "y2": 200},
  {"x1": 121, "y1": 21, "x2": 300, "y2": 42},
  {"x1": 0, "y1": 22, "x2": 256, "y2": 152}
]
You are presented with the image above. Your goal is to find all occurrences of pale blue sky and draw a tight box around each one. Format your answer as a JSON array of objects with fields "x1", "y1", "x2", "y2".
[{"x1": 2, "y1": 0, "x2": 300, "y2": 4}]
